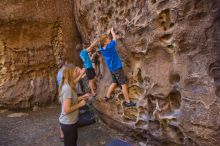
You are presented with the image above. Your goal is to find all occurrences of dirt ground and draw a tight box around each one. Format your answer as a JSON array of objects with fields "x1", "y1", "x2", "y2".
[{"x1": 0, "y1": 105, "x2": 141, "y2": 146}]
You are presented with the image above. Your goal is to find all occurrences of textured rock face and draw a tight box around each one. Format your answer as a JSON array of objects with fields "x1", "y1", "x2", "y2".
[
  {"x1": 0, "y1": 0, "x2": 81, "y2": 109},
  {"x1": 74, "y1": 0, "x2": 220, "y2": 145}
]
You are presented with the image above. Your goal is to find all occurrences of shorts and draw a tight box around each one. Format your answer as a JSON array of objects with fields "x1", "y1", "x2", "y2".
[
  {"x1": 85, "y1": 68, "x2": 96, "y2": 80},
  {"x1": 111, "y1": 68, "x2": 127, "y2": 85}
]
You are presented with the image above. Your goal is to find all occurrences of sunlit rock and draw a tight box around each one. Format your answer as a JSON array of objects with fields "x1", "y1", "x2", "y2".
[{"x1": 74, "y1": 0, "x2": 220, "y2": 145}]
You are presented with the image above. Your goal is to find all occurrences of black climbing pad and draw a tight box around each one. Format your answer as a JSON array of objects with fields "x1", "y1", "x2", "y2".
[
  {"x1": 79, "y1": 104, "x2": 90, "y2": 115},
  {"x1": 105, "y1": 140, "x2": 132, "y2": 146},
  {"x1": 77, "y1": 106, "x2": 96, "y2": 127}
]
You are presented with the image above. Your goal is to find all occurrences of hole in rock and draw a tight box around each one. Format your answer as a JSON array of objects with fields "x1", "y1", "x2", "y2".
[
  {"x1": 115, "y1": 17, "x2": 119, "y2": 23},
  {"x1": 215, "y1": 86, "x2": 220, "y2": 97},
  {"x1": 119, "y1": 1, "x2": 124, "y2": 7},
  {"x1": 135, "y1": 68, "x2": 144, "y2": 83},
  {"x1": 128, "y1": 85, "x2": 144, "y2": 98},
  {"x1": 169, "y1": 73, "x2": 180, "y2": 84},
  {"x1": 147, "y1": 95, "x2": 156, "y2": 116},
  {"x1": 107, "y1": 9, "x2": 113, "y2": 17},
  {"x1": 209, "y1": 61, "x2": 220, "y2": 78},
  {"x1": 165, "y1": 91, "x2": 181, "y2": 112},
  {"x1": 127, "y1": 9, "x2": 131, "y2": 16},
  {"x1": 129, "y1": 78, "x2": 137, "y2": 84},
  {"x1": 162, "y1": 125, "x2": 184, "y2": 145},
  {"x1": 124, "y1": 108, "x2": 138, "y2": 122},
  {"x1": 107, "y1": 0, "x2": 110, "y2": 5},
  {"x1": 139, "y1": 106, "x2": 147, "y2": 112},
  {"x1": 157, "y1": 0, "x2": 169, "y2": 9},
  {"x1": 158, "y1": 9, "x2": 173, "y2": 31},
  {"x1": 165, "y1": 44, "x2": 174, "y2": 54},
  {"x1": 117, "y1": 103, "x2": 123, "y2": 115},
  {"x1": 139, "y1": 111, "x2": 145, "y2": 117},
  {"x1": 169, "y1": 23, "x2": 174, "y2": 28},
  {"x1": 160, "y1": 33, "x2": 172, "y2": 44},
  {"x1": 135, "y1": 120, "x2": 147, "y2": 127},
  {"x1": 123, "y1": 115, "x2": 137, "y2": 122},
  {"x1": 148, "y1": 120, "x2": 160, "y2": 131},
  {"x1": 151, "y1": 0, "x2": 156, "y2": 4},
  {"x1": 143, "y1": 76, "x2": 150, "y2": 84},
  {"x1": 139, "y1": 110, "x2": 150, "y2": 121},
  {"x1": 138, "y1": 105, "x2": 147, "y2": 116},
  {"x1": 117, "y1": 94, "x2": 124, "y2": 100},
  {"x1": 119, "y1": 10, "x2": 124, "y2": 16},
  {"x1": 214, "y1": 77, "x2": 220, "y2": 86}
]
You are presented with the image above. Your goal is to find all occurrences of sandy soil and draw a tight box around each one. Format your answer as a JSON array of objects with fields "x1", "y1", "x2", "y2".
[{"x1": 0, "y1": 105, "x2": 137, "y2": 146}]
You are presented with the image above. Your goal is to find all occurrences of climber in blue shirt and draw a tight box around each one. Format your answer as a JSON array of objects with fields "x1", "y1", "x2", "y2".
[
  {"x1": 80, "y1": 41, "x2": 98, "y2": 97},
  {"x1": 99, "y1": 27, "x2": 136, "y2": 107}
]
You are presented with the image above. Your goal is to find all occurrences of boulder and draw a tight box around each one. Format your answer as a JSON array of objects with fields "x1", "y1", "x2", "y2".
[
  {"x1": 0, "y1": 0, "x2": 81, "y2": 109},
  {"x1": 74, "y1": 0, "x2": 220, "y2": 145}
]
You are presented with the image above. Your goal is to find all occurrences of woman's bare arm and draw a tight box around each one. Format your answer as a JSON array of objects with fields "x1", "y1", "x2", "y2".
[{"x1": 63, "y1": 98, "x2": 85, "y2": 114}]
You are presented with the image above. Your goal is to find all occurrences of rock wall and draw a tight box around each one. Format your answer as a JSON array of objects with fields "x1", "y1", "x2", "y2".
[
  {"x1": 74, "y1": 0, "x2": 220, "y2": 145},
  {"x1": 0, "y1": 0, "x2": 81, "y2": 109}
]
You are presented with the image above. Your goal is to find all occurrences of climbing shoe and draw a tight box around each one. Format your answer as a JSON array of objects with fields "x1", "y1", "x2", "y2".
[
  {"x1": 104, "y1": 96, "x2": 113, "y2": 102},
  {"x1": 123, "y1": 101, "x2": 136, "y2": 107}
]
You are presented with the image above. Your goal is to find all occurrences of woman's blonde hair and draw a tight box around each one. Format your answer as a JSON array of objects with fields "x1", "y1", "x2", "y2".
[
  {"x1": 58, "y1": 65, "x2": 79, "y2": 97},
  {"x1": 99, "y1": 34, "x2": 110, "y2": 47}
]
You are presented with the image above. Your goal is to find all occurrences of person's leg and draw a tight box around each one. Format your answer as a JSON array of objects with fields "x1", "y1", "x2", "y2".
[
  {"x1": 87, "y1": 68, "x2": 97, "y2": 96},
  {"x1": 121, "y1": 84, "x2": 130, "y2": 103},
  {"x1": 106, "y1": 83, "x2": 117, "y2": 98},
  {"x1": 89, "y1": 79, "x2": 96, "y2": 95},
  {"x1": 59, "y1": 126, "x2": 64, "y2": 141},
  {"x1": 99, "y1": 57, "x2": 104, "y2": 79},
  {"x1": 121, "y1": 85, "x2": 136, "y2": 107},
  {"x1": 72, "y1": 124, "x2": 78, "y2": 146},
  {"x1": 93, "y1": 78, "x2": 97, "y2": 95},
  {"x1": 61, "y1": 123, "x2": 78, "y2": 146},
  {"x1": 114, "y1": 68, "x2": 136, "y2": 107},
  {"x1": 104, "y1": 72, "x2": 118, "y2": 100}
]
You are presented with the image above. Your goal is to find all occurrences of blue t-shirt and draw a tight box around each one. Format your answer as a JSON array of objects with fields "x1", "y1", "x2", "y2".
[
  {"x1": 57, "y1": 68, "x2": 63, "y2": 86},
  {"x1": 99, "y1": 40, "x2": 122, "y2": 72},
  {"x1": 80, "y1": 49, "x2": 93, "y2": 69}
]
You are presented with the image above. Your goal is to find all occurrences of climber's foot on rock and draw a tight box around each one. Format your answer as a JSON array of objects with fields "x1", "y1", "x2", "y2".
[{"x1": 123, "y1": 101, "x2": 136, "y2": 107}]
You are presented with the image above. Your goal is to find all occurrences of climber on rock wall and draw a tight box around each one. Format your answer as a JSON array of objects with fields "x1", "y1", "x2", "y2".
[
  {"x1": 90, "y1": 49, "x2": 104, "y2": 80},
  {"x1": 80, "y1": 41, "x2": 98, "y2": 97},
  {"x1": 98, "y1": 27, "x2": 136, "y2": 107}
]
